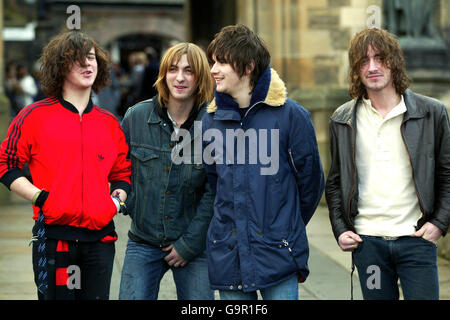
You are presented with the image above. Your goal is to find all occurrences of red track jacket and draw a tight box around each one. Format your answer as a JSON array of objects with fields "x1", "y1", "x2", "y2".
[{"x1": 0, "y1": 97, "x2": 131, "y2": 230}]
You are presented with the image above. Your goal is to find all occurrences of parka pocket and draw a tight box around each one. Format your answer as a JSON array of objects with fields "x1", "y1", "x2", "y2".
[{"x1": 207, "y1": 229, "x2": 240, "y2": 285}]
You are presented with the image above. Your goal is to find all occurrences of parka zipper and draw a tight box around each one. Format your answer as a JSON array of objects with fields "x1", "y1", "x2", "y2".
[
  {"x1": 79, "y1": 114, "x2": 84, "y2": 227},
  {"x1": 243, "y1": 101, "x2": 263, "y2": 119},
  {"x1": 282, "y1": 239, "x2": 301, "y2": 272},
  {"x1": 288, "y1": 148, "x2": 298, "y2": 174}
]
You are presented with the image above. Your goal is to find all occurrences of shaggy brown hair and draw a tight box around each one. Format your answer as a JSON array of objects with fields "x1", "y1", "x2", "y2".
[
  {"x1": 155, "y1": 42, "x2": 214, "y2": 108},
  {"x1": 39, "y1": 31, "x2": 110, "y2": 97},
  {"x1": 207, "y1": 24, "x2": 271, "y2": 91},
  {"x1": 348, "y1": 28, "x2": 410, "y2": 99}
]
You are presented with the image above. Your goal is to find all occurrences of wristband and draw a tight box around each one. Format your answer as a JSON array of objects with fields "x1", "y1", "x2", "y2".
[
  {"x1": 111, "y1": 196, "x2": 121, "y2": 213},
  {"x1": 111, "y1": 195, "x2": 127, "y2": 215},
  {"x1": 32, "y1": 191, "x2": 41, "y2": 206},
  {"x1": 34, "y1": 190, "x2": 49, "y2": 208}
]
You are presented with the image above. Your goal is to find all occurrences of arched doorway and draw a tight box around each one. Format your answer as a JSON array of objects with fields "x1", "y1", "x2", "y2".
[{"x1": 104, "y1": 32, "x2": 179, "y2": 117}]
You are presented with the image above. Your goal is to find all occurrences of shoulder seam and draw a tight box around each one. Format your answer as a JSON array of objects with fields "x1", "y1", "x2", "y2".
[{"x1": 6, "y1": 97, "x2": 58, "y2": 169}]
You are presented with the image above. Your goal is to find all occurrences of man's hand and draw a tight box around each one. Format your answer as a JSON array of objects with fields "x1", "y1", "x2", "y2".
[
  {"x1": 413, "y1": 222, "x2": 442, "y2": 244},
  {"x1": 338, "y1": 231, "x2": 363, "y2": 252},
  {"x1": 111, "y1": 188, "x2": 127, "y2": 202},
  {"x1": 162, "y1": 244, "x2": 188, "y2": 268}
]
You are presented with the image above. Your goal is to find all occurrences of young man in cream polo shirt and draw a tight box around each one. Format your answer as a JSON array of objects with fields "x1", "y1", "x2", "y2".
[{"x1": 326, "y1": 28, "x2": 450, "y2": 300}]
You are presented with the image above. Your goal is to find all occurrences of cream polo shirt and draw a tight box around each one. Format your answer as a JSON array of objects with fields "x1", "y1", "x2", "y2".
[{"x1": 355, "y1": 96, "x2": 422, "y2": 237}]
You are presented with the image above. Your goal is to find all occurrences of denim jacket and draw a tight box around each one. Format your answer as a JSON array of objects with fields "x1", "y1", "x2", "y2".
[{"x1": 121, "y1": 96, "x2": 215, "y2": 261}]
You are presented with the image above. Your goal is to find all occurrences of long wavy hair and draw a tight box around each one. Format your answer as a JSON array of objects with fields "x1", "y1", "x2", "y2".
[
  {"x1": 348, "y1": 28, "x2": 410, "y2": 99},
  {"x1": 155, "y1": 42, "x2": 214, "y2": 108},
  {"x1": 39, "y1": 30, "x2": 110, "y2": 97}
]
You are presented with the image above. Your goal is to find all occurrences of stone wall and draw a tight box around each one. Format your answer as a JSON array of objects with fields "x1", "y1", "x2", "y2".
[{"x1": 34, "y1": 5, "x2": 185, "y2": 52}]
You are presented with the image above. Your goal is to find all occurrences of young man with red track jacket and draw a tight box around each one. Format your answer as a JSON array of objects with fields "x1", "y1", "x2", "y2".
[{"x1": 0, "y1": 31, "x2": 131, "y2": 300}]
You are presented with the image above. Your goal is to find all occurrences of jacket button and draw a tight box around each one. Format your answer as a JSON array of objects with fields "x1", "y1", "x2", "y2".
[
  {"x1": 167, "y1": 167, "x2": 171, "y2": 172},
  {"x1": 213, "y1": 240, "x2": 217, "y2": 244},
  {"x1": 229, "y1": 285, "x2": 234, "y2": 289},
  {"x1": 166, "y1": 191, "x2": 171, "y2": 195},
  {"x1": 238, "y1": 285, "x2": 242, "y2": 290},
  {"x1": 169, "y1": 143, "x2": 174, "y2": 148},
  {"x1": 164, "y1": 216, "x2": 169, "y2": 220}
]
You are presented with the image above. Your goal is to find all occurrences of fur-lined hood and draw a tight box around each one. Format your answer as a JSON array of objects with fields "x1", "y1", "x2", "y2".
[{"x1": 206, "y1": 66, "x2": 287, "y2": 113}]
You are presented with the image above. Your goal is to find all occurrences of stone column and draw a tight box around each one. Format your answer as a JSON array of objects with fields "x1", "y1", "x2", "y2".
[{"x1": 0, "y1": 0, "x2": 11, "y2": 203}]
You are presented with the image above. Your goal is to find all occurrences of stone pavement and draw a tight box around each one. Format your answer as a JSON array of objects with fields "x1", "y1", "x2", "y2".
[{"x1": 0, "y1": 196, "x2": 449, "y2": 300}]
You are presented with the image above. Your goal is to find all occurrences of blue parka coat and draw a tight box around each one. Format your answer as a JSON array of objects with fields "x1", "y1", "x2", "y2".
[{"x1": 201, "y1": 66, "x2": 325, "y2": 292}]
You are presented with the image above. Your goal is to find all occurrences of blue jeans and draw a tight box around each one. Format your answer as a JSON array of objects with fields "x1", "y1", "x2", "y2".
[
  {"x1": 119, "y1": 239, "x2": 214, "y2": 300},
  {"x1": 353, "y1": 235, "x2": 439, "y2": 300},
  {"x1": 219, "y1": 274, "x2": 298, "y2": 300}
]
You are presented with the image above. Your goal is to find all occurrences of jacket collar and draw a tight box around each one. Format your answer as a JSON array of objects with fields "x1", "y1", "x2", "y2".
[
  {"x1": 59, "y1": 97, "x2": 93, "y2": 114},
  {"x1": 147, "y1": 96, "x2": 206, "y2": 125},
  {"x1": 331, "y1": 89, "x2": 424, "y2": 125},
  {"x1": 206, "y1": 66, "x2": 287, "y2": 116}
]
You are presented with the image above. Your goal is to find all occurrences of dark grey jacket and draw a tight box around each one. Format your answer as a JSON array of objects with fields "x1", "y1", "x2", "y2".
[{"x1": 326, "y1": 89, "x2": 450, "y2": 240}]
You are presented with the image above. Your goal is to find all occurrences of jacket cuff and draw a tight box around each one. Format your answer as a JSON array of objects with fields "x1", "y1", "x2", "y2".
[
  {"x1": 429, "y1": 218, "x2": 448, "y2": 237},
  {"x1": 173, "y1": 238, "x2": 198, "y2": 261},
  {"x1": 332, "y1": 220, "x2": 352, "y2": 242},
  {"x1": 110, "y1": 180, "x2": 131, "y2": 195},
  {"x1": 0, "y1": 168, "x2": 25, "y2": 190}
]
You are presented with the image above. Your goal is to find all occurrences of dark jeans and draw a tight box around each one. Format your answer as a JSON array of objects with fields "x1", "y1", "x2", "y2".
[
  {"x1": 32, "y1": 238, "x2": 115, "y2": 300},
  {"x1": 353, "y1": 235, "x2": 439, "y2": 300},
  {"x1": 119, "y1": 239, "x2": 213, "y2": 300}
]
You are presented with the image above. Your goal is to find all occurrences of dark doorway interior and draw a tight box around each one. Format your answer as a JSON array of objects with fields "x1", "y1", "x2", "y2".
[{"x1": 188, "y1": 0, "x2": 236, "y2": 48}]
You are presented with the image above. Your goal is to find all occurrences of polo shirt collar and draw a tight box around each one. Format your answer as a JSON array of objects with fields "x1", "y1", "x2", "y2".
[{"x1": 362, "y1": 95, "x2": 406, "y2": 121}]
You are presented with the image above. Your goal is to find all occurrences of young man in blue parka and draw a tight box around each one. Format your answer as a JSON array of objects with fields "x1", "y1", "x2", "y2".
[{"x1": 202, "y1": 24, "x2": 325, "y2": 300}]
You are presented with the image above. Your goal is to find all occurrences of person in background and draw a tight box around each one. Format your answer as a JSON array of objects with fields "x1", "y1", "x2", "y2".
[
  {"x1": 137, "y1": 46, "x2": 160, "y2": 101},
  {"x1": 4, "y1": 61, "x2": 21, "y2": 119},
  {"x1": 16, "y1": 63, "x2": 38, "y2": 108}
]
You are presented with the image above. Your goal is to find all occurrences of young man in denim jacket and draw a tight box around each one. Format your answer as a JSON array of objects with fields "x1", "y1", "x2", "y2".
[{"x1": 119, "y1": 43, "x2": 215, "y2": 300}]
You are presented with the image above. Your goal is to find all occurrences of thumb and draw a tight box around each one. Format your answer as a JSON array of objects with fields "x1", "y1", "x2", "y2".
[
  {"x1": 348, "y1": 232, "x2": 363, "y2": 242},
  {"x1": 354, "y1": 234, "x2": 363, "y2": 242},
  {"x1": 413, "y1": 227, "x2": 425, "y2": 237}
]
